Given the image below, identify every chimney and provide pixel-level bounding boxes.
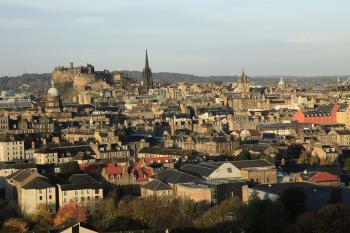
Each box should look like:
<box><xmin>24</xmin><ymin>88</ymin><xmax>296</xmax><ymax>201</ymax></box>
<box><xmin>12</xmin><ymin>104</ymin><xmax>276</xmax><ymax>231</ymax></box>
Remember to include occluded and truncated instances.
<box><xmin>281</xmin><ymin>158</ymin><xmax>286</xmax><ymax>166</ymax></box>
<box><xmin>70</xmin><ymin>62</ymin><xmax>73</xmax><ymax>68</ymax></box>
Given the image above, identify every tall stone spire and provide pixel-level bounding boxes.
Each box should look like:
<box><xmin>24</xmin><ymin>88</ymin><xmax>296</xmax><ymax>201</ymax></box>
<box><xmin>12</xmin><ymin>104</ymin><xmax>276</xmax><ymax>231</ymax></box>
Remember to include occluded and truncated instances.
<box><xmin>145</xmin><ymin>50</ymin><xmax>149</xmax><ymax>69</ymax></box>
<box><xmin>142</xmin><ymin>50</ymin><xmax>153</xmax><ymax>93</ymax></box>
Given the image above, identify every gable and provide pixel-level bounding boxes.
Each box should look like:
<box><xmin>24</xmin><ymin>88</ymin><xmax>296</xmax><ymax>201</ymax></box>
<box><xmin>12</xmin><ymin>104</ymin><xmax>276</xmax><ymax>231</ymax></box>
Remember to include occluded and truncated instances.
<box><xmin>208</xmin><ymin>163</ymin><xmax>241</xmax><ymax>179</ymax></box>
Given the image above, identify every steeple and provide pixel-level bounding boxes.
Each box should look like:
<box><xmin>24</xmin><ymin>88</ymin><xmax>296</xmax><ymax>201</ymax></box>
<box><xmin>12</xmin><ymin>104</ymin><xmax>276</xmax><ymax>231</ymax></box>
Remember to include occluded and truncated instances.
<box><xmin>145</xmin><ymin>50</ymin><xmax>149</xmax><ymax>69</ymax></box>
<box><xmin>142</xmin><ymin>50</ymin><xmax>153</xmax><ymax>93</ymax></box>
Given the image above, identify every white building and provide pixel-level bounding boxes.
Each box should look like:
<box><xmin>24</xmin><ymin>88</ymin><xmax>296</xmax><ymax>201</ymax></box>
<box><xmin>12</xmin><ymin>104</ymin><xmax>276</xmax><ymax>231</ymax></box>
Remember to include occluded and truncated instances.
<box><xmin>6</xmin><ymin>169</ymin><xmax>56</xmax><ymax>214</ymax></box>
<box><xmin>57</xmin><ymin>174</ymin><xmax>103</xmax><ymax>210</ymax></box>
<box><xmin>0</xmin><ymin>134</ymin><xmax>25</xmax><ymax>162</ymax></box>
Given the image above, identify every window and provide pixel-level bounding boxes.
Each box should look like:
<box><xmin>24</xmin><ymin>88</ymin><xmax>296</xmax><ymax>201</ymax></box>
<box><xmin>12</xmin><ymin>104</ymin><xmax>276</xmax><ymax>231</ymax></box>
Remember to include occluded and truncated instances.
<box><xmin>49</xmin><ymin>195</ymin><xmax>52</xmax><ymax>199</ymax></box>
<box><xmin>39</xmin><ymin>196</ymin><xmax>42</xmax><ymax>200</ymax></box>
<box><xmin>75</xmin><ymin>197</ymin><xmax>78</xmax><ymax>202</ymax></box>
<box><xmin>95</xmin><ymin>189</ymin><xmax>99</xmax><ymax>194</ymax></box>
<box><xmin>75</xmin><ymin>190</ymin><xmax>78</xmax><ymax>195</ymax></box>
<box><xmin>87</xmin><ymin>190</ymin><xmax>90</xmax><ymax>194</ymax></box>
<box><xmin>64</xmin><ymin>191</ymin><xmax>67</xmax><ymax>196</ymax></box>
<box><xmin>227</xmin><ymin>168</ymin><xmax>232</xmax><ymax>173</ymax></box>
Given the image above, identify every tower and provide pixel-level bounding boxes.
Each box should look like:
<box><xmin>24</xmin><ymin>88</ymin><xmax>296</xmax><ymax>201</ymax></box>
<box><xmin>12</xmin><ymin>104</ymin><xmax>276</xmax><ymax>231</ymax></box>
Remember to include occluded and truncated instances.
<box><xmin>46</xmin><ymin>80</ymin><xmax>62</xmax><ymax>113</ymax></box>
<box><xmin>235</xmin><ymin>69</ymin><xmax>250</xmax><ymax>93</ymax></box>
<box><xmin>142</xmin><ymin>50</ymin><xmax>153</xmax><ymax>93</ymax></box>
<box><xmin>278</xmin><ymin>77</ymin><xmax>286</xmax><ymax>90</ymax></box>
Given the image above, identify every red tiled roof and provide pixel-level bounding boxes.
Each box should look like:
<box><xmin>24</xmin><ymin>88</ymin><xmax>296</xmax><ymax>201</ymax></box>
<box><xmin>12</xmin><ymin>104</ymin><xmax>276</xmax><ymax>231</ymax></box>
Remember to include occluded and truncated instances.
<box><xmin>136</xmin><ymin>168</ymin><xmax>152</xmax><ymax>182</ymax></box>
<box><xmin>308</xmin><ymin>171</ymin><xmax>339</xmax><ymax>183</ymax></box>
<box><xmin>105</xmin><ymin>163</ymin><xmax>124</xmax><ymax>176</ymax></box>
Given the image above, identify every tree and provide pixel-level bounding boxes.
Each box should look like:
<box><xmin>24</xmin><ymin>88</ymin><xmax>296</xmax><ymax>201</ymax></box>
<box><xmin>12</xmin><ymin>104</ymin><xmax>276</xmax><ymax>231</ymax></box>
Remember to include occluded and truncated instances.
<box><xmin>262</xmin><ymin>201</ymin><xmax>289</xmax><ymax>233</ymax></box>
<box><xmin>54</xmin><ymin>200</ymin><xmax>87</xmax><ymax>226</ymax></box>
<box><xmin>0</xmin><ymin>201</ymin><xmax>19</xmax><ymax>226</ymax></box>
<box><xmin>92</xmin><ymin>198</ymin><xmax>119</xmax><ymax>230</ymax></box>
<box><xmin>194</xmin><ymin>197</ymin><xmax>242</xmax><ymax>229</ymax></box>
<box><xmin>315</xmin><ymin>203</ymin><xmax>350</xmax><ymax>233</ymax></box>
<box><xmin>31</xmin><ymin>204</ymin><xmax>53</xmax><ymax>230</ymax></box>
<box><xmin>287</xmin><ymin>212</ymin><xmax>317</xmax><ymax>233</ymax></box>
<box><xmin>238</xmin><ymin>149</ymin><xmax>251</xmax><ymax>160</ymax></box>
<box><xmin>2</xmin><ymin>217</ymin><xmax>29</xmax><ymax>232</ymax></box>
<box><xmin>182</xmin><ymin>199</ymin><xmax>200</xmax><ymax>219</ymax></box>
<box><xmin>279</xmin><ymin>187</ymin><xmax>306</xmax><ymax>221</ymax></box>
<box><xmin>288</xmin><ymin>204</ymin><xmax>350</xmax><ymax>233</ymax></box>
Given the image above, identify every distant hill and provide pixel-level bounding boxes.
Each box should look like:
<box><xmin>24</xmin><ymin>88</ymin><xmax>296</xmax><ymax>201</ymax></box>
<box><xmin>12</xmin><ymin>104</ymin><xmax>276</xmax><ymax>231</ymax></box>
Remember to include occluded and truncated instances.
<box><xmin>122</xmin><ymin>70</ymin><xmax>236</xmax><ymax>83</ymax></box>
<box><xmin>0</xmin><ymin>73</ymin><xmax>51</xmax><ymax>95</ymax></box>
<box><xmin>0</xmin><ymin>71</ymin><xmax>345</xmax><ymax>95</ymax></box>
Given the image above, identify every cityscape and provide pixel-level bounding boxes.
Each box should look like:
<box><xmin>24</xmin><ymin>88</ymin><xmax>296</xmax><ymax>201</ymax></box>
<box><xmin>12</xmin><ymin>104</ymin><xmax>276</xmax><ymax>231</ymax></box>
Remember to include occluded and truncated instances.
<box><xmin>0</xmin><ymin>1</ymin><xmax>350</xmax><ymax>233</ymax></box>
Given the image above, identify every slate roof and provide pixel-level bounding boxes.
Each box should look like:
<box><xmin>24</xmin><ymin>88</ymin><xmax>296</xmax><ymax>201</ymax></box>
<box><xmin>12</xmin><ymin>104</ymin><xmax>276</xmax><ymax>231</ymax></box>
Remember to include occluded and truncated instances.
<box><xmin>151</xmin><ymin>169</ymin><xmax>198</xmax><ymax>184</ymax></box>
<box><xmin>59</xmin><ymin>174</ymin><xmax>102</xmax><ymax>191</ymax></box>
<box><xmin>0</xmin><ymin>162</ymin><xmax>36</xmax><ymax>170</ymax></box>
<box><xmin>143</xmin><ymin>179</ymin><xmax>172</xmax><ymax>191</ymax></box>
<box><xmin>22</xmin><ymin>177</ymin><xmax>53</xmax><ymax>189</ymax></box>
<box><xmin>231</xmin><ymin>160</ymin><xmax>274</xmax><ymax>169</ymax></box>
<box><xmin>179</xmin><ymin>163</ymin><xmax>215</xmax><ymax>177</ymax></box>
<box><xmin>11</xmin><ymin>169</ymin><xmax>34</xmax><ymax>182</ymax></box>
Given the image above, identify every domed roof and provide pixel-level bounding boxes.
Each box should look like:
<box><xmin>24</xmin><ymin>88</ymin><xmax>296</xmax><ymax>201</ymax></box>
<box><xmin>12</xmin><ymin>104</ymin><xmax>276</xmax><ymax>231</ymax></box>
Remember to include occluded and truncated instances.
<box><xmin>278</xmin><ymin>77</ymin><xmax>286</xmax><ymax>86</ymax></box>
<box><xmin>240</xmin><ymin>129</ymin><xmax>251</xmax><ymax>138</ymax></box>
<box><xmin>47</xmin><ymin>80</ymin><xmax>59</xmax><ymax>98</ymax></box>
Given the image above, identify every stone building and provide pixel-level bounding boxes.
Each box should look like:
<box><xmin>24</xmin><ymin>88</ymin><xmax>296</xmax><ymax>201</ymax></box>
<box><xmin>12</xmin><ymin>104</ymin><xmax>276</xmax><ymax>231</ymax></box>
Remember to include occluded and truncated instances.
<box><xmin>6</xmin><ymin>169</ymin><xmax>56</xmax><ymax>214</ymax></box>
<box><xmin>52</xmin><ymin>63</ymin><xmax>113</xmax><ymax>98</ymax></box>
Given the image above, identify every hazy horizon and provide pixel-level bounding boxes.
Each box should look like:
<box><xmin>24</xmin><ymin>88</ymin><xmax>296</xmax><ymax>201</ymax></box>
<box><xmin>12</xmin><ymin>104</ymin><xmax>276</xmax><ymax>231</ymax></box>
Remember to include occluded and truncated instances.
<box><xmin>0</xmin><ymin>0</ymin><xmax>349</xmax><ymax>77</ymax></box>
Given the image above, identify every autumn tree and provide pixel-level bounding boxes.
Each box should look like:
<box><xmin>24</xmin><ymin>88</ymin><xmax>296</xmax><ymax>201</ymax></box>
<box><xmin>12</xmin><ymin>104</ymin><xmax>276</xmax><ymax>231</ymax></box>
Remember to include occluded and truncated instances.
<box><xmin>2</xmin><ymin>217</ymin><xmax>29</xmax><ymax>232</ymax></box>
<box><xmin>194</xmin><ymin>197</ymin><xmax>242</xmax><ymax>229</ymax></box>
<box><xmin>31</xmin><ymin>204</ymin><xmax>53</xmax><ymax>230</ymax></box>
<box><xmin>92</xmin><ymin>198</ymin><xmax>119</xmax><ymax>230</ymax></box>
<box><xmin>288</xmin><ymin>204</ymin><xmax>350</xmax><ymax>233</ymax></box>
<box><xmin>54</xmin><ymin>200</ymin><xmax>87</xmax><ymax>226</ymax></box>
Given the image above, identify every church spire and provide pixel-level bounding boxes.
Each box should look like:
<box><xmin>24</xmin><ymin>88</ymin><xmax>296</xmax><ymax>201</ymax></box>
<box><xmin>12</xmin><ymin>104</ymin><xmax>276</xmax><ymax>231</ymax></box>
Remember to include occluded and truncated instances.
<box><xmin>142</xmin><ymin>50</ymin><xmax>153</xmax><ymax>93</ymax></box>
<box><xmin>145</xmin><ymin>50</ymin><xmax>149</xmax><ymax>69</ymax></box>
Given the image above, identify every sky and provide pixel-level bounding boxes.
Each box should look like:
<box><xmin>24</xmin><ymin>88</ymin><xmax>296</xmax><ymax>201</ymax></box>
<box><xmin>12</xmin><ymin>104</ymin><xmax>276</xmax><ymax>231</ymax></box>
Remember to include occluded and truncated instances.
<box><xmin>0</xmin><ymin>0</ymin><xmax>349</xmax><ymax>77</ymax></box>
